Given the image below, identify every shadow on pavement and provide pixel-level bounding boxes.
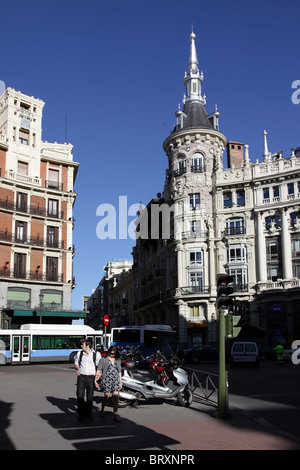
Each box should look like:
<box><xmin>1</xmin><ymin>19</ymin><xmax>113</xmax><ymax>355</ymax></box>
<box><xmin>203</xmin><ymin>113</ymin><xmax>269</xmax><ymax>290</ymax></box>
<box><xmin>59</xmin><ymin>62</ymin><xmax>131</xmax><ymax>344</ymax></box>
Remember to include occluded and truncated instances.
<box><xmin>0</xmin><ymin>400</ymin><xmax>15</xmax><ymax>450</ymax></box>
<box><xmin>41</xmin><ymin>396</ymin><xmax>179</xmax><ymax>450</ymax></box>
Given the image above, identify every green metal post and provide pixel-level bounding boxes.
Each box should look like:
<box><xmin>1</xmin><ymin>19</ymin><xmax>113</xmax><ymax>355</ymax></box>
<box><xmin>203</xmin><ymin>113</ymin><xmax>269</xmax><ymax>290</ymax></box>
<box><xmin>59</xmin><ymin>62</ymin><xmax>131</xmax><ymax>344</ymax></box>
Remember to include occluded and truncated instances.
<box><xmin>216</xmin><ymin>308</ymin><xmax>229</xmax><ymax>418</ymax></box>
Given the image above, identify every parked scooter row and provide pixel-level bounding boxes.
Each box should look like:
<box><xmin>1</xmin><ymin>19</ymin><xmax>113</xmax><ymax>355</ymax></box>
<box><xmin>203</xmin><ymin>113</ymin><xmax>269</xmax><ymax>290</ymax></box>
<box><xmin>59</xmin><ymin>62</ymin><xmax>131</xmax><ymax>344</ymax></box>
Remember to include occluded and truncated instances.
<box><xmin>118</xmin><ymin>347</ymin><xmax>193</xmax><ymax>408</ymax></box>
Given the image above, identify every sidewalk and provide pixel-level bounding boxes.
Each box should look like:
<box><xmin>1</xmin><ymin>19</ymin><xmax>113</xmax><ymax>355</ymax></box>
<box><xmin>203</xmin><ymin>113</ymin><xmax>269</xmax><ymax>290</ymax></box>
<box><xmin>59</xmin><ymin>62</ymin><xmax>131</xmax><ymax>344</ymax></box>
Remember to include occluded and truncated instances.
<box><xmin>1</xmin><ymin>365</ymin><xmax>300</xmax><ymax>451</ymax></box>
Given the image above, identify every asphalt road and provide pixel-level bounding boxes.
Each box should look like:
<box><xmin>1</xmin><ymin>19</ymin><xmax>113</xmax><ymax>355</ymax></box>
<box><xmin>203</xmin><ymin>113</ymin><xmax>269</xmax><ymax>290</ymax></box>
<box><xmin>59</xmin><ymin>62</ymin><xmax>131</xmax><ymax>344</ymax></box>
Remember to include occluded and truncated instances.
<box><xmin>192</xmin><ymin>359</ymin><xmax>300</xmax><ymax>439</ymax></box>
<box><xmin>1</xmin><ymin>359</ymin><xmax>300</xmax><ymax>451</ymax></box>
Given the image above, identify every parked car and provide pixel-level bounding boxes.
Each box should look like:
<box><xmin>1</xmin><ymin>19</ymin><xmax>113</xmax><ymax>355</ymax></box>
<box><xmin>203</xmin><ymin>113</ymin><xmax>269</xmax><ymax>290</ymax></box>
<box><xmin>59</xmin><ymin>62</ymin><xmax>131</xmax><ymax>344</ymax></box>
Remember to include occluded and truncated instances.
<box><xmin>230</xmin><ymin>341</ymin><xmax>260</xmax><ymax>368</ymax></box>
<box><xmin>259</xmin><ymin>345</ymin><xmax>277</xmax><ymax>360</ymax></box>
<box><xmin>283</xmin><ymin>347</ymin><xmax>300</xmax><ymax>363</ymax></box>
<box><xmin>179</xmin><ymin>345</ymin><xmax>218</xmax><ymax>363</ymax></box>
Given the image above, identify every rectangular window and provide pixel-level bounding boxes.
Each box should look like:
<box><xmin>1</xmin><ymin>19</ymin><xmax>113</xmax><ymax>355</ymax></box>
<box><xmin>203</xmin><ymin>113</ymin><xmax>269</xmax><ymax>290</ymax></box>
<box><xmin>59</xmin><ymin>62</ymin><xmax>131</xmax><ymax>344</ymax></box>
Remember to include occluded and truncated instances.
<box><xmin>189</xmin><ymin>304</ymin><xmax>206</xmax><ymax>320</ymax></box>
<box><xmin>189</xmin><ymin>193</ymin><xmax>200</xmax><ymax>210</ymax></box>
<box><xmin>47</xmin><ymin>226</ymin><xmax>59</xmax><ymax>247</ymax></box>
<box><xmin>15</xmin><ymin>220</ymin><xmax>27</xmax><ymax>242</ymax></box>
<box><xmin>48</xmin><ymin>199</ymin><xmax>58</xmax><ymax>217</ymax></box>
<box><xmin>263</xmin><ymin>187</ymin><xmax>270</xmax><ymax>200</ymax></box>
<box><xmin>288</xmin><ymin>183</ymin><xmax>295</xmax><ymax>195</ymax></box>
<box><xmin>17</xmin><ymin>161</ymin><xmax>28</xmax><ymax>175</ymax></box>
<box><xmin>189</xmin><ymin>251</ymin><xmax>202</xmax><ymax>265</ymax></box>
<box><xmin>228</xmin><ymin>245</ymin><xmax>247</xmax><ymax>263</ymax></box>
<box><xmin>48</xmin><ymin>169</ymin><xmax>60</xmax><ymax>189</ymax></box>
<box><xmin>19</xmin><ymin>131</ymin><xmax>29</xmax><ymax>145</ymax></box>
<box><xmin>273</xmin><ymin>186</ymin><xmax>280</xmax><ymax>198</ymax></box>
<box><xmin>46</xmin><ymin>257</ymin><xmax>58</xmax><ymax>281</ymax></box>
<box><xmin>189</xmin><ymin>271</ymin><xmax>204</xmax><ymax>292</ymax></box>
<box><xmin>223</xmin><ymin>192</ymin><xmax>232</xmax><ymax>208</ymax></box>
<box><xmin>236</xmin><ymin>190</ymin><xmax>245</xmax><ymax>206</ymax></box>
<box><xmin>14</xmin><ymin>253</ymin><xmax>26</xmax><ymax>279</ymax></box>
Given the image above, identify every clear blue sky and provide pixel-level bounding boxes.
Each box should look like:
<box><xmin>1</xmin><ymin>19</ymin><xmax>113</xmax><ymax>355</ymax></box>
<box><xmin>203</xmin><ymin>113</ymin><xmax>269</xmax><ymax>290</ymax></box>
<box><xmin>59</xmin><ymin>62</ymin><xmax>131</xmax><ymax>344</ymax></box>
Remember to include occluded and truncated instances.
<box><xmin>1</xmin><ymin>0</ymin><xmax>299</xmax><ymax>310</ymax></box>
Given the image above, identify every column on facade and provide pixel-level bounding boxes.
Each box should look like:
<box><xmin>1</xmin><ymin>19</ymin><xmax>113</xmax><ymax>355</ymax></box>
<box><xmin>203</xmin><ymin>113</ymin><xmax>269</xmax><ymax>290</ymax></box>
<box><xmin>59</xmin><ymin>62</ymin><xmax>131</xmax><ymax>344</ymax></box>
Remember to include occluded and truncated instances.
<box><xmin>256</xmin><ymin>211</ymin><xmax>267</xmax><ymax>282</ymax></box>
<box><xmin>281</xmin><ymin>208</ymin><xmax>293</xmax><ymax>279</ymax></box>
<box><xmin>176</xmin><ymin>299</ymin><xmax>187</xmax><ymax>347</ymax></box>
<box><xmin>176</xmin><ymin>242</ymin><xmax>184</xmax><ymax>289</ymax></box>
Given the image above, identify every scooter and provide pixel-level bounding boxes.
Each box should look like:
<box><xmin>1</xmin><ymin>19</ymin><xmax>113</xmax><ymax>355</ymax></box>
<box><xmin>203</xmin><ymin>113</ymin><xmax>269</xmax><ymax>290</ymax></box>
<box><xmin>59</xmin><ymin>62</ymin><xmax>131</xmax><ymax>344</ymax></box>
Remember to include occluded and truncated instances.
<box><xmin>119</xmin><ymin>352</ymin><xmax>193</xmax><ymax>408</ymax></box>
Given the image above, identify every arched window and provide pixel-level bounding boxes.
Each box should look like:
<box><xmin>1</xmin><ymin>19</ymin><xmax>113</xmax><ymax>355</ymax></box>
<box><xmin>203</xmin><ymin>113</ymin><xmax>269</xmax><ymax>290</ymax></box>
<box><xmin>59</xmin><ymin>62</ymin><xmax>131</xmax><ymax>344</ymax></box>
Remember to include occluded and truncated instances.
<box><xmin>174</xmin><ymin>155</ymin><xmax>187</xmax><ymax>176</ymax></box>
<box><xmin>192</xmin><ymin>152</ymin><xmax>205</xmax><ymax>172</ymax></box>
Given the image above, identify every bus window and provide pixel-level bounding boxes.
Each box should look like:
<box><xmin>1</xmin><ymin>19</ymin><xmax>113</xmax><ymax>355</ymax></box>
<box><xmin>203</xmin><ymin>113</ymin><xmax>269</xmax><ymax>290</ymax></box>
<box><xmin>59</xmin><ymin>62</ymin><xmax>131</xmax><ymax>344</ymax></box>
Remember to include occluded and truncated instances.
<box><xmin>0</xmin><ymin>335</ymin><xmax>10</xmax><ymax>350</ymax></box>
<box><xmin>112</xmin><ymin>329</ymin><xmax>141</xmax><ymax>344</ymax></box>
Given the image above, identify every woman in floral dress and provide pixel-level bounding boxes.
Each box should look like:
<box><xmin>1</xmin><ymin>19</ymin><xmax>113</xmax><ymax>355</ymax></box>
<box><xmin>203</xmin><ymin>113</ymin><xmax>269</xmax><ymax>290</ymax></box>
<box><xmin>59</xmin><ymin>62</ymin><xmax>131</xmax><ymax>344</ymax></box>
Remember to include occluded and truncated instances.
<box><xmin>95</xmin><ymin>346</ymin><xmax>122</xmax><ymax>421</ymax></box>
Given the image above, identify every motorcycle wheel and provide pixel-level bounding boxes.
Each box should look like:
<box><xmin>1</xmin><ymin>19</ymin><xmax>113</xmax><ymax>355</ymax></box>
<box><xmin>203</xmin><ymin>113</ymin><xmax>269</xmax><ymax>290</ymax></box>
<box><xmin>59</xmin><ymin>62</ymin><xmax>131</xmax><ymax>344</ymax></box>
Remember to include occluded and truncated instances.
<box><xmin>177</xmin><ymin>386</ymin><xmax>193</xmax><ymax>407</ymax></box>
<box><xmin>118</xmin><ymin>388</ymin><xmax>139</xmax><ymax>408</ymax></box>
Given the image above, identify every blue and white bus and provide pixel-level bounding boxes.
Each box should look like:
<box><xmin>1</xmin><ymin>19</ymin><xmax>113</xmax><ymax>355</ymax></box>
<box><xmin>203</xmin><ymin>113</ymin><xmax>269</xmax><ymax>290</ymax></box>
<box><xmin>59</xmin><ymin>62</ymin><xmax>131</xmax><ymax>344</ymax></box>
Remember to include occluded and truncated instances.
<box><xmin>110</xmin><ymin>325</ymin><xmax>177</xmax><ymax>357</ymax></box>
<box><xmin>0</xmin><ymin>324</ymin><xmax>105</xmax><ymax>365</ymax></box>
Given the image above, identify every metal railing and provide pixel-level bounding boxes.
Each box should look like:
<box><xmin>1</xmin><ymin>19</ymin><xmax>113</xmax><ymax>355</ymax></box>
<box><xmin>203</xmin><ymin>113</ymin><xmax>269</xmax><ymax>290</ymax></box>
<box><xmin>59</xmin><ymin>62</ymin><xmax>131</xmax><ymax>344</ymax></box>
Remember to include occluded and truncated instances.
<box><xmin>187</xmin><ymin>367</ymin><xmax>219</xmax><ymax>408</ymax></box>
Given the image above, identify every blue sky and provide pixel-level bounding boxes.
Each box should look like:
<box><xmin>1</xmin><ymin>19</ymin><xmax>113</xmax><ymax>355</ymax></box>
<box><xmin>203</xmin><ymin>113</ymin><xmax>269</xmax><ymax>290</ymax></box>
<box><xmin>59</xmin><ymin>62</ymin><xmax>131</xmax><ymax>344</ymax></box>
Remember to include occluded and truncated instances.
<box><xmin>1</xmin><ymin>0</ymin><xmax>300</xmax><ymax>310</ymax></box>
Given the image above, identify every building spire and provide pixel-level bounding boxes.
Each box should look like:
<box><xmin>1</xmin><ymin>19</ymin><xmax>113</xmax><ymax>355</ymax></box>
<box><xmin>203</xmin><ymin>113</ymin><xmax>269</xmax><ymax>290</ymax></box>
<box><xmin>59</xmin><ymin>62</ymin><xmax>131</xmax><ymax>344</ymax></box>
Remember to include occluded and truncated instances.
<box><xmin>183</xmin><ymin>29</ymin><xmax>205</xmax><ymax>105</ymax></box>
<box><xmin>263</xmin><ymin>130</ymin><xmax>270</xmax><ymax>161</ymax></box>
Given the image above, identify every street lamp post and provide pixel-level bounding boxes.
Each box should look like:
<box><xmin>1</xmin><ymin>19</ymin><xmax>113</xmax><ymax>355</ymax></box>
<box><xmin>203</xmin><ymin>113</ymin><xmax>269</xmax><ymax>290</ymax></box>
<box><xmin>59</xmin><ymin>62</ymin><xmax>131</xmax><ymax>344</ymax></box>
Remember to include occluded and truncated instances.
<box><xmin>39</xmin><ymin>293</ymin><xmax>44</xmax><ymax>324</ymax></box>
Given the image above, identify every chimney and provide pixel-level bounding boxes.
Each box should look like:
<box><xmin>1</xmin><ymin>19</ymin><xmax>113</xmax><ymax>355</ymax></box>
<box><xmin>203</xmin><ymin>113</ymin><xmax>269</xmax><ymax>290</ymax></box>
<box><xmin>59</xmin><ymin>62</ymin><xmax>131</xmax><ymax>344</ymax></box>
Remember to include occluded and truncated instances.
<box><xmin>227</xmin><ymin>141</ymin><xmax>244</xmax><ymax>168</ymax></box>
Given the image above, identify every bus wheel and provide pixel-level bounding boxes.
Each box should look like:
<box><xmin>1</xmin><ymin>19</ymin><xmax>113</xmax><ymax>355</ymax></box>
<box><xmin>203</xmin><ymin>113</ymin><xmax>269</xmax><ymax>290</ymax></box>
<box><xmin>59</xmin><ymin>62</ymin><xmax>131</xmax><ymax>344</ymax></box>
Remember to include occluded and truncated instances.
<box><xmin>69</xmin><ymin>351</ymin><xmax>77</xmax><ymax>363</ymax></box>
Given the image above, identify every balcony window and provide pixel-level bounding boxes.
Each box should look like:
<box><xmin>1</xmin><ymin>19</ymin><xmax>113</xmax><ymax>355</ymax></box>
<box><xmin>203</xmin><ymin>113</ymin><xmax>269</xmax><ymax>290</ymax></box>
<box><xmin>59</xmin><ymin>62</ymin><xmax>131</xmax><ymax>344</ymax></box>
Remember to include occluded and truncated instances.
<box><xmin>17</xmin><ymin>161</ymin><xmax>28</xmax><ymax>175</ymax></box>
<box><xmin>48</xmin><ymin>199</ymin><xmax>58</xmax><ymax>217</ymax></box>
<box><xmin>14</xmin><ymin>253</ymin><xmax>26</xmax><ymax>279</ymax></box>
<box><xmin>47</xmin><ymin>226</ymin><xmax>59</xmax><ymax>247</ymax></box>
<box><xmin>192</xmin><ymin>152</ymin><xmax>205</xmax><ymax>172</ymax></box>
<box><xmin>46</xmin><ymin>256</ymin><xmax>58</xmax><ymax>281</ymax></box>
<box><xmin>47</xmin><ymin>169</ymin><xmax>60</xmax><ymax>190</ymax></box>
<box><xmin>15</xmin><ymin>220</ymin><xmax>27</xmax><ymax>242</ymax></box>
<box><xmin>16</xmin><ymin>192</ymin><xmax>28</xmax><ymax>212</ymax></box>
<box><xmin>189</xmin><ymin>271</ymin><xmax>204</xmax><ymax>292</ymax></box>
<box><xmin>225</xmin><ymin>217</ymin><xmax>245</xmax><ymax>235</ymax></box>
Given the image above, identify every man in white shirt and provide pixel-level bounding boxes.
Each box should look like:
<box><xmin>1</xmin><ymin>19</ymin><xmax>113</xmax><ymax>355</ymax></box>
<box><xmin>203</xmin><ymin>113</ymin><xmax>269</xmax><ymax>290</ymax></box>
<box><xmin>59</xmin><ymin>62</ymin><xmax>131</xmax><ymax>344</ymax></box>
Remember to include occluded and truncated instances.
<box><xmin>74</xmin><ymin>338</ymin><xmax>101</xmax><ymax>421</ymax></box>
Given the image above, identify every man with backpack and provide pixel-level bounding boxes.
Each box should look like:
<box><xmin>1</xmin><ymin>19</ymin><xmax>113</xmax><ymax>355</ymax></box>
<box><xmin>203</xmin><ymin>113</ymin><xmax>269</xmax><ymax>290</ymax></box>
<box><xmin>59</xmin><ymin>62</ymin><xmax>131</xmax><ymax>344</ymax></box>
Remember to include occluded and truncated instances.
<box><xmin>74</xmin><ymin>338</ymin><xmax>101</xmax><ymax>421</ymax></box>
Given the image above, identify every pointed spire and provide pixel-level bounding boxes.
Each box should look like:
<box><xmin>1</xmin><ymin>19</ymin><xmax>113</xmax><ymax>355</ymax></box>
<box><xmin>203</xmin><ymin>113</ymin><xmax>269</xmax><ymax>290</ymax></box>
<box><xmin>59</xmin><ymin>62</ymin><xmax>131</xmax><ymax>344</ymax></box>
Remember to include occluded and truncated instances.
<box><xmin>263</xmin><ymin>130</ymin><xmax>270</xmax><ymax>161</ymax></box>
<box><xmin>183</xmin><ymin>29</ymin><xmax>205</xmax><ymax>105</ymax></box>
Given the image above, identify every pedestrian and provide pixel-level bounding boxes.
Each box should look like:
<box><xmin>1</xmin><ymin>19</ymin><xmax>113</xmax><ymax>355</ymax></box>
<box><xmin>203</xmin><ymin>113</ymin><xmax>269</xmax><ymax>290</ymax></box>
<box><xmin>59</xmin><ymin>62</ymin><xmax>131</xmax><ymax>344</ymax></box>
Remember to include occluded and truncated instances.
<box><xmin>94</xmin><ymin>345</ymin><xmax>122</xmax><ymax>422</ymax></box>
<box><xmin>74</xmin><ymin>338</ymin><xmax>101</xmax><ymax>421</ymax></box>
<box><xmin>273</xmin><ymin>342</ymin><xmax>284</xmax><ymax>366</ymax></box>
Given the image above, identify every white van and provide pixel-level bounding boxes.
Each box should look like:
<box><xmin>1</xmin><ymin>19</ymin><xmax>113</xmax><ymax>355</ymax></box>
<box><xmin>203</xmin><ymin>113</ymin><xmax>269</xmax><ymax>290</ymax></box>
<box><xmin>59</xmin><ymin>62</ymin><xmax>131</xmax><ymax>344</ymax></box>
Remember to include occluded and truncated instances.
<box><xmin>230</xmin><ymin>341</ymin><xmax>260</xmax><ymax>368</ymax></box>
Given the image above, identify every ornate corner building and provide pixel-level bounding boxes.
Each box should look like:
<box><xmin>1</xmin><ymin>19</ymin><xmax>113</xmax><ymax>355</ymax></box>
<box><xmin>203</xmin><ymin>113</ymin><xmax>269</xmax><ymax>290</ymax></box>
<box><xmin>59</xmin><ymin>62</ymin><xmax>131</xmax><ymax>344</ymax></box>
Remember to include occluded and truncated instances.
<box><xmin>109</xmin><ymin>31</ymin><xmax>300</xmax><ymax>348</ymax></box>
<box><xmin>0</xmin><ymin>88</ymin><xmax>80</xmax><ymax>327</ymax></box>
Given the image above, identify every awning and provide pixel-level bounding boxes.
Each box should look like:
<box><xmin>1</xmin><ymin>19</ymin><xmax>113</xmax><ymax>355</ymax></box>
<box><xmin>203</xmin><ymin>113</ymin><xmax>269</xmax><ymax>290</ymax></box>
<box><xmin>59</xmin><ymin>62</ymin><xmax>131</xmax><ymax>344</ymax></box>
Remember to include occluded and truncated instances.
<box><xmin>12</xmin><ymin>310</ymin><xmax>86</xmax><ymax>318</ymax></box>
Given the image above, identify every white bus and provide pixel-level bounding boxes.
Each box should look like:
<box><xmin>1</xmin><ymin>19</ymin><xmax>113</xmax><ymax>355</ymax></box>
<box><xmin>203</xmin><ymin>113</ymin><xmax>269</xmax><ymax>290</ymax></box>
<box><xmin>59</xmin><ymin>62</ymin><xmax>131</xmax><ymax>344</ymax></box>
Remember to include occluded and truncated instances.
<box><xmin>110</xmin><ymin>325</ymin><xmax>177</xmax><ymax>356</ymax></box>
<box><xmin>0</xmin><ymin>324</ymin><xmax>106</xmax><ymax>365</ymax></box>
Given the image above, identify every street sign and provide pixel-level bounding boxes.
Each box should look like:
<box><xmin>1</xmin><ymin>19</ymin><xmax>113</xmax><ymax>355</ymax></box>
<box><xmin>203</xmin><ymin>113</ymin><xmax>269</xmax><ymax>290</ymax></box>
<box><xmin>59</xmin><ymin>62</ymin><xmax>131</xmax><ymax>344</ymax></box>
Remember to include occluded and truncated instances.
<box><xmin>103</xmin><ymin>315</ymin><xmax>110</xmax><ymax>326</ymax></box>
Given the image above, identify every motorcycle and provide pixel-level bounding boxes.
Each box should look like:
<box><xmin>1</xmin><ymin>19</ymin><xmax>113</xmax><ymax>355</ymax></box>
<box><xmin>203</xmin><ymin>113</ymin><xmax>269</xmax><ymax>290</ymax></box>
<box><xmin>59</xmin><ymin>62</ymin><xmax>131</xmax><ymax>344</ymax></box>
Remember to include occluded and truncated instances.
<box><xmin>119</xmin><ymin>350</ymin><xmax>193</xmax><ymax>408</ymax></box>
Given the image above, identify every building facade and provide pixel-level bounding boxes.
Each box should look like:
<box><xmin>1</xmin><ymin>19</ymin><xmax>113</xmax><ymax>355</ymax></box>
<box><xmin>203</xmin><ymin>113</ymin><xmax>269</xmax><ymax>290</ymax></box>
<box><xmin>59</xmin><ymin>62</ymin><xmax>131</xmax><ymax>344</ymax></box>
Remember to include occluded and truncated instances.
<box><xmin>0</xmin><ymin>87</ymin><xmax>81</xmax><ymax>327</ymax></box>
<box><xmin>100</xmin><ymin>32</ymin><xmax>300</xmax><ymax>348</ymax></box>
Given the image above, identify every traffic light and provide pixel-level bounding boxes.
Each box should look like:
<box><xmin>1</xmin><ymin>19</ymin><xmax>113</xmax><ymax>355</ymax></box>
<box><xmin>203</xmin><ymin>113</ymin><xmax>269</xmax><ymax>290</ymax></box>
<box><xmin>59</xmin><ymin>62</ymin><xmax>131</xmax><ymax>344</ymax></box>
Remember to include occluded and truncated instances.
<box><xmin>216</xmin><ymin>274</ymin><xmax>234</xmax><ymax>311</ymax></box>
<box><xmin>225</xmin><ymin>314</ymin><xmax>242</xmax><ymax>338</ymax></box>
